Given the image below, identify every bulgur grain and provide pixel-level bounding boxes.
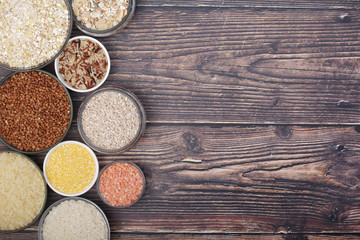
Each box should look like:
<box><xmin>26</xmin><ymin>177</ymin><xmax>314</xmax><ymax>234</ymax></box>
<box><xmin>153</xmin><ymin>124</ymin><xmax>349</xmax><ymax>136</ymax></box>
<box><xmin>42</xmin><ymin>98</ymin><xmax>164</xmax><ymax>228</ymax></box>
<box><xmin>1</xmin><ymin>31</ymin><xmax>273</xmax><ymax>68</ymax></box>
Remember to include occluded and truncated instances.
<box><xmin>81</xmin><ymin>90</ymin><xmax>140</xmax><ymax>150</ymax></box>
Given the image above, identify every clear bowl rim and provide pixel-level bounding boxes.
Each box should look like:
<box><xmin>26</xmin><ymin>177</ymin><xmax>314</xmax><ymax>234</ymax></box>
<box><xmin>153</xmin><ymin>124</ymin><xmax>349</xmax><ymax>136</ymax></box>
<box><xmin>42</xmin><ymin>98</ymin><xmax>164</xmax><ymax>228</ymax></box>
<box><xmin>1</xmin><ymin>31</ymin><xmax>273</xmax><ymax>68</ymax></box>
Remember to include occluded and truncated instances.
<box><xmin>54</xmin><ymin>35</ymin><xmax>111</xmax><ymax>93</ymax></box>
<box><xmin>0</xmin><ymin>70</ymin><xmax>74</xmax><ymax>154</ymax></box>
<box><xmin>77</xmin><ymin>87</ymin><xmax>146</xmax><ymax>154</ymax></box>
<box><xmin>43</xmin><ymin>140</ymin><xmax>99</xmax><ymax>197</ymax></box>
<box><xmin>0</xmin><ymin>150</ymin><xmax>47</xmax><ymax>233</ymax></box>
<box><xmin>72</xmin><ymin>0</ymin><xmax>136</xmax><ymax>37</ymax></box>
<box><xmin>0</xmin><ymin>0</ymin><xmax>73</xmax><ymax>71</ymax></box>
<box><xmin>38</xmin><ymin>197</ymin><xmax>110</xmax><ymax>240</ymax></box>
<box><xmin>96</xmin><ymin>160</ymin><xmax>146</xmax><ymax>208</ymax></box>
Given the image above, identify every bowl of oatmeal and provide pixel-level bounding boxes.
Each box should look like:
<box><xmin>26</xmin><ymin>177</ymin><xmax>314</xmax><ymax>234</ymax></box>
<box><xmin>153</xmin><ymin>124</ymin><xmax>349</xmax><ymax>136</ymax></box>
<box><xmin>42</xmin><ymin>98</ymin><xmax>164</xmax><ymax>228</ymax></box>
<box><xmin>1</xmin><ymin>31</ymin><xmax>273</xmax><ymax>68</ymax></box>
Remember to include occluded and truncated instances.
<box><xmin>54</xmin><ymin>36</ymin><xmax>110</xmax><ymax>93</ymax></box>
<box><xmin>0</xmin><ymin>0</ymin><xmax>72</xmax><ymax>71</ymax></box>
<box><xmin>71</xmin><ymin>0</ymin><xmax>136</xmax><ymax>37</ymax></box>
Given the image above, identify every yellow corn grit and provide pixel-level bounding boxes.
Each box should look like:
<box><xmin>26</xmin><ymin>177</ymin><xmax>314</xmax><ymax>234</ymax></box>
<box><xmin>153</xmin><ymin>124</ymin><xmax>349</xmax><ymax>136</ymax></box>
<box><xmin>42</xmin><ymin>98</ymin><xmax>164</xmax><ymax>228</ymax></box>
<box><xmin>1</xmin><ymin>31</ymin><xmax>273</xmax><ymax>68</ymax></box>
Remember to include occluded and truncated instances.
<box><xmin>46</xmin><ymin>143</ymin><xmax>95</xmax><ymax>194</ymax></box>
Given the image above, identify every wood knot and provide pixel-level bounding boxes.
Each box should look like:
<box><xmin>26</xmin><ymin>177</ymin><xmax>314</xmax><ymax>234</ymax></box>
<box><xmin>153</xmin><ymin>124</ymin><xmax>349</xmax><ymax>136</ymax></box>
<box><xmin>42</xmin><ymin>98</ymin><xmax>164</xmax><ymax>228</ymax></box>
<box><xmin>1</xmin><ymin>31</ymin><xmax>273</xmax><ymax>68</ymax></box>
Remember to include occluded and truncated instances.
<box><xmin>272</xmin><ymin>97</ymin><xmax>281</xmax><ymax>106</ymax></box>
<box><xmin>336</xmin><ymin>14</ymin><xmax>352</xmax><ymax>23</ymax></box>
<box><xmin>182</xmin><ymin>132</ymin><xmax>202</xmax><ymax>153</ymax></box>
<box><xmin>325</xmin><ymin>204</ymin><xmax>348</xmax><ymax>223</ymax></box>
<box><xmin>275</xmin><ymin>125</ymin><xmax>293</xmax><ymax>139</ymax></box>
<box><xmin>331</xmin><ymin>144</ymin><xmax>345</xmax><ymax>153</ymax></box>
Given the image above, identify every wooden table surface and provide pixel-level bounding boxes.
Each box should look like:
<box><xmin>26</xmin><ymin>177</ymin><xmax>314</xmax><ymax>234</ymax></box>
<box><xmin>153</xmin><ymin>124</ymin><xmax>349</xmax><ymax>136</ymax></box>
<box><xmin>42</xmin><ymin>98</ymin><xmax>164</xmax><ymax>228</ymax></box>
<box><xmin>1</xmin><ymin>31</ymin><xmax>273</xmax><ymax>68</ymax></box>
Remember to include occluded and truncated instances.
<box><xmin>2</xmin><ymin>0</ymin><xmax>360</xmax><ymax>239</ymax></box>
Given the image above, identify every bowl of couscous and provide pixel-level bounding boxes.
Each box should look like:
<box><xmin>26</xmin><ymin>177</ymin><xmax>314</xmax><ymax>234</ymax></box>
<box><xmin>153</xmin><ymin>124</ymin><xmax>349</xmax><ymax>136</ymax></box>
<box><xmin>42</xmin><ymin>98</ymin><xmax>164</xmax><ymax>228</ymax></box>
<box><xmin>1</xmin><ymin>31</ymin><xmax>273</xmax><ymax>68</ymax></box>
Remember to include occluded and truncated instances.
<box><xmin>43</xmin><ymin>141</ymin><xmax>98</xmax><ymax>197</ymax></box>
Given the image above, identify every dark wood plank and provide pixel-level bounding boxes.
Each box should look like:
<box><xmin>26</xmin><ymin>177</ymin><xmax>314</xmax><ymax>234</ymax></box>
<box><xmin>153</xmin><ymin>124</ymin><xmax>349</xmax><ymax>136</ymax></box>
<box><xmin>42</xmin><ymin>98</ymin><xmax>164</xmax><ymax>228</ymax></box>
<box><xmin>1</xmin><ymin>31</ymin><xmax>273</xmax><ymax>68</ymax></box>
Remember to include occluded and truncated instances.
<box><xmin>109</xmin><ymin>233</ymin><xmax>360</xmax><ymax>240</ymax></box>
<box><xmin>137</xmin><ymin>0</ymin><xmax>360</xmax><ymax>9</ymax></box>
<box><xmin>2</xmin><ymin>124</ymin><xmax>360</xmax><ymax>236</ymax></box>
<box><xmin>102</xmin><ymin>7</ymin><xmax>360</xmax><ymax>124</ymax></box>
<box><xmin>1</xmin><ymin>8</ymin><xmax>360</xmax><ymax>124</ymax></box>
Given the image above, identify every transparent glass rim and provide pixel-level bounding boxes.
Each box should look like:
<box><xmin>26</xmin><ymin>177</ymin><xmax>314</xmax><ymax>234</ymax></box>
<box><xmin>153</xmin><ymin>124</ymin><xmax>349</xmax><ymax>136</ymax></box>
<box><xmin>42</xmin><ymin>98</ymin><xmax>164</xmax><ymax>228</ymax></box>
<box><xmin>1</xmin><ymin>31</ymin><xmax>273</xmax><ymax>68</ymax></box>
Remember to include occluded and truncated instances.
<box><xmin>0</xmin><ymin>70</ymin><xmax>74</xmax><ymax>154</ymax></box>
<box><xmin>0</xmin><ymin>0</ymin><xmax>73</xmax><ymax>71</ymax></box>
<box><xmin>38</xmin><ymin>197</ymin><xmax>110</xmax><ymax>240</ymax></box>
<box><xmin>0</xmin><ymin>150</ymin><xmax>47</xmax><ymax>233</ymax></box>
<box><xmin>72</xmin><ymin>0</ymin><xmax>136</xmax><ymax>37</ymax></box>
<box><xmin>77</xmin><ymin>87</ymin><xmax>146</xmax><ymax>154</ymax></box>
<box><xmin>96</xmin><ymin>160</ymin><xmax>146</xmax><ymax>208</ymax></box>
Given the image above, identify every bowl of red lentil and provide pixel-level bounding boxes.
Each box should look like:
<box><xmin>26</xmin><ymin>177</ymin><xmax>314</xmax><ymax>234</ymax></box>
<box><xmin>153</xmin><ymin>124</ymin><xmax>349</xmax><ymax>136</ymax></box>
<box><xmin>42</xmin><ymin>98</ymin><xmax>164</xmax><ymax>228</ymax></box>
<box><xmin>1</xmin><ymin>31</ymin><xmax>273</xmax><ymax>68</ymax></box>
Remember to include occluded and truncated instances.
<box><xmin>71</xmin><ymin>0</ymin><xmax>136</xmax><ymax>37</ymax></box>
<box><xmin>54</xmin><ymin>36</ymin><xmax>110</xmax><ymax>92</ymax></box>
<box><xmin>0</xmin><ymin>0</ymin><xmax>72</xmax><ymax>71</ymax></box>
<box><xmin>77</xmin><ymin>87</ymin><xmax>146</xmax><ymax>154</ymax></box>
<box><xmin>0</xmin><ymin>70</ymin><xmax>73</xmax><ymax>154</ymax></box>
<box><xmin>43</xmin><ymin>141</ymin><xmax>99</xmax><ymax>197</ymax></box>
<box><xmin>97</xmin><ymin>161</ymin><xmax>145</xmax><ymax>208</ymax></box>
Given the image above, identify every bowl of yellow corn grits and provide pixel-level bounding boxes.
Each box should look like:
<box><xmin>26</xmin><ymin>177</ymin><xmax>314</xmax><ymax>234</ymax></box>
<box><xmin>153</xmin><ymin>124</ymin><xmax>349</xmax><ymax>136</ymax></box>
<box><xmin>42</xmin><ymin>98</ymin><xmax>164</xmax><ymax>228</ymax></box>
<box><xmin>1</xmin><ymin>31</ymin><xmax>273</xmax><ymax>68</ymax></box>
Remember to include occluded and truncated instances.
<box><xmin>43</xmin><ymin>141</ymin><xmax>99</xmax><ymax>197</ymax></box>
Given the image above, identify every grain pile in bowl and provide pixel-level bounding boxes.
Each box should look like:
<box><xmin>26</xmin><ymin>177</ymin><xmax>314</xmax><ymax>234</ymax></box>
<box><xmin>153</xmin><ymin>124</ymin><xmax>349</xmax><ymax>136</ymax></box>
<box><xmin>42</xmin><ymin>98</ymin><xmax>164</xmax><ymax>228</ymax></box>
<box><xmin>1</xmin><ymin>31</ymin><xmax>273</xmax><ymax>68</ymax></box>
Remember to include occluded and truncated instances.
<box><xmin>0</xmin><ymin>71</ymin><xmax>72</xmax><ymax>152</ymax></box>
<box><xmin>58</xmin><ymin>38</ymin><xmax>109</xmax><ymax>90</ymax></box>
<box><xmin>0</xmin><ymin>151</ymin><xmax>46</xmax><ymax>231</ymax></box>
<box><xmin>80</xmin><ymin>89</ymin><xmax>142</xmax><ymax>152</ymax></box>
<box><xmin>99</xmin><ymin>162</ymin><xmax>145</xmax><ymax>207</ymax></box>
<box><xmin>73</xmin><ymin>0</ymin><xmax>129</xmax><ymax>30</ymax></box>
<box><xmin>0</xmin><ymin>0</ymin><xmax>70</xmax><ymax>69</ymax></box>
<box><xmin>41</xmin><ymin>199</ymin><xmax>108</xmax><ymax>240</ymax></box>
<box><xmin>45</xmin><ymin>143</ymin><xmax>97</xmax><ymax>195</ymax></box>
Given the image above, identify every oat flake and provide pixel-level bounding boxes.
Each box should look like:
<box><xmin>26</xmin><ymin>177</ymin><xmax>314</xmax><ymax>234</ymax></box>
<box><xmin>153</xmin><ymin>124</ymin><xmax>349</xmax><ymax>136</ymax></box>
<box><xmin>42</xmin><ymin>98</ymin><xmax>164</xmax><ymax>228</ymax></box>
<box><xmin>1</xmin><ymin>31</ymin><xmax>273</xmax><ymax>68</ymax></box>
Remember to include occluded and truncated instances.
<box><xmin>73</xmin><ymin>0</ymin><xmax>129</xmax><ymax>31</ymax></box>
<box><xmin>0</xmin><ymin>0</ymin><xmax>70</xmax><ymax>69</ymax></box>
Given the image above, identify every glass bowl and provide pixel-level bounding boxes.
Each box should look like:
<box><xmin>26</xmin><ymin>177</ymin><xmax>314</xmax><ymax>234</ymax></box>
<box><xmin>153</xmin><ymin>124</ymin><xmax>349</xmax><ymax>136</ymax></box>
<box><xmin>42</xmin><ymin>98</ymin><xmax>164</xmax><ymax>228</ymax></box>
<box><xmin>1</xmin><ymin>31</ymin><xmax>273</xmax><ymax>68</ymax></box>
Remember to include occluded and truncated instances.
<box><xmin>0</xmin><ymin>150</ymin><xmax>47</xmax><ymax>233</ymax></box>
<box><xmin>54</xmin><ymin>35</ymin><xmax>111</xmax><ymax>93</ymax></box>
<box><xmin>43</xmin><ymin>141</ymin><xmax>99</xmax><ymax>197</ymax></box>
<box><xmin>97</xmin><ymin>161</ymin><xmax>145</xmax><ymax>208</ymax></box>
<box><xmin>77</xmin><ymin>87</ymin><xmax>146</xmax><ymax>154</ymax></box>
<box><xmin>0</xmin><ymin>70</ymin><xmax>73</xmax><ymax>154</ymax></box>
<box><xmin>38</xmin><ymin>197</ymin><xmax>110</xmax><ymax>240</ymax></box>
<box><xmin>72</xmin><ymin>0</ymin><xmax>136</xmax><ymax>37</ymax></box>
<box><xmin>0</xmin><ymin>0</ymin><xmax>72</xmax><ymax>71</ymax></box>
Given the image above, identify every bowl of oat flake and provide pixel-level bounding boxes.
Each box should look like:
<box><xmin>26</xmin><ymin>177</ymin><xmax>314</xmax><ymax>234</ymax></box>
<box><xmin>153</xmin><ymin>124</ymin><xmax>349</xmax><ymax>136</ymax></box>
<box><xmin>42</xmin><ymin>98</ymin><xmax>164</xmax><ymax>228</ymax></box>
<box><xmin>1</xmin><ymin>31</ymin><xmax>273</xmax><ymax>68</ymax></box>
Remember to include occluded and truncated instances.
<box><xmin>78</xmin><ymin>87</ymin><xmax>146</xmax><ymax>154</ymax></box>
<box><xmin>72</xmin><ymin>0</ymin><xmax>136</xmax><ymax>37</ymax></box>
<box><xmin>55</xmin><ymin>36</ymin><xmax>110</xmax><ymax>92</ymax></box>
<box><xmin>0</xmin><ymin>0</ymin><xmax>72</xmax><ymax>71</ymax></box>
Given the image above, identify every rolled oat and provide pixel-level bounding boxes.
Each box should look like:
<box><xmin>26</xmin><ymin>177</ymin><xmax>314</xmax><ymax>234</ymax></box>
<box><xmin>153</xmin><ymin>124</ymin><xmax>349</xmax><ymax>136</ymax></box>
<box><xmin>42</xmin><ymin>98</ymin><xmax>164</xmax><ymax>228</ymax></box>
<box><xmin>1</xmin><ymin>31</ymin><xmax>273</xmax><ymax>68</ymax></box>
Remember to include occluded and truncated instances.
<box><xmin>0</xmin><ymin>0</ymin><xmax>70</xmax><ymax>69</ymax></box>
<box><xmin>73</xmin><ymin>0</ymin><xmax>129</xmax><ymax>31</ymax></box>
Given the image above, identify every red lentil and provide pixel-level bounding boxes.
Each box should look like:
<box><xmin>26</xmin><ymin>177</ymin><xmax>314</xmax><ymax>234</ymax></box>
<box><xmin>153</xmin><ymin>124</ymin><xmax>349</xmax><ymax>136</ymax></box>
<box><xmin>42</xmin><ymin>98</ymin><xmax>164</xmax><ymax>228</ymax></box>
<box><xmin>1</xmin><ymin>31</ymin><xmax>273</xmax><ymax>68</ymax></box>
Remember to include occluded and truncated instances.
<box><xmin>99</xmin><ymin>162</ymin><xmax>144</xmax><ymax>207</ymax></box>
<box><xmin>0</xmin><ymin>71</ymin><xmax>71</xmax><ymax>152</ymax></box>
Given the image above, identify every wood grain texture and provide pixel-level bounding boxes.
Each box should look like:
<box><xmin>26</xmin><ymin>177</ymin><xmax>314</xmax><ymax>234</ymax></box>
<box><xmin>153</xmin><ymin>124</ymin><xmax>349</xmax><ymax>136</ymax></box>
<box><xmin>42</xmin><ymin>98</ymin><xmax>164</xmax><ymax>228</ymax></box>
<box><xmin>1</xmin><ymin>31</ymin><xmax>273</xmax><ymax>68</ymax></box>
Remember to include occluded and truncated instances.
<box><xmin>2</xmin><ymin>8</ymin><xmax>360</xmax><ymax>124</ymax></box>
<box><xmin>3</xmin><ymin>7</ymin><xmax>360</xmax><ymax>124</ymax></box>
<box><xmin>103</xmin><ymin>7</ymin><xmax>360</xmax><ymax>124</ymax></box>
<box><xmin>1</xmin><ymin>2</ymin><xmax>360</xmax><ymax>240</ymax></box>
<box><xmin>137</xmin><ymin>0</ymin><xmax>360</xmax><ymax>9</ymax></box>
<box><xmin>2</xmin><ymin>124</ymin><xmax>360</xmax><ymax>237</ymax></box>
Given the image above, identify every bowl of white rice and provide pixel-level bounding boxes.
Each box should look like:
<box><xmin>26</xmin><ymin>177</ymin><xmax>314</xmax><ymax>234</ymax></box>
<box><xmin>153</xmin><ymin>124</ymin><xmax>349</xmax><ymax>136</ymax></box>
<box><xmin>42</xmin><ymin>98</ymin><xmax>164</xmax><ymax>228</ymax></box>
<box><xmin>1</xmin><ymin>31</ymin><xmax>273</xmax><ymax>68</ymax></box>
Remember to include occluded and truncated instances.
<box><xmin>38</xmin><ymin>197</ymin><xmax>110</xmax><ymax>240</ymax></box>
<box><xmin>0</xmin><ymin>151</ymin><xmax>47</xmax><ymax>232</ymax></box>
